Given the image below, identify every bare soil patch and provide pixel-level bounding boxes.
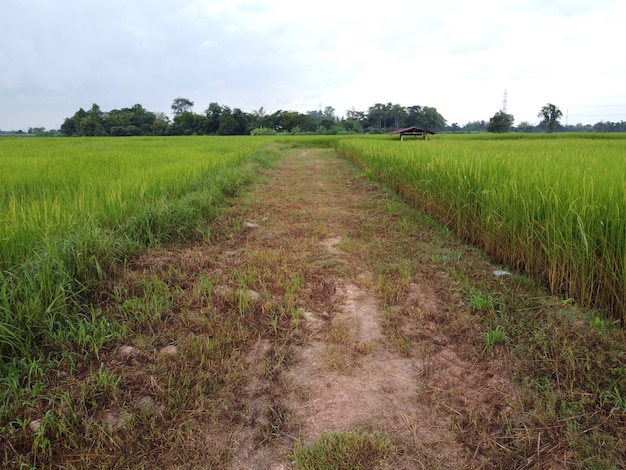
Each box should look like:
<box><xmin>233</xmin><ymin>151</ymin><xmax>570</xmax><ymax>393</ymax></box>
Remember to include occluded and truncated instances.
<box><xmin>102</xmin><ymin>147</ymin><xmax>528</xmax><ymax>468</ymax></box>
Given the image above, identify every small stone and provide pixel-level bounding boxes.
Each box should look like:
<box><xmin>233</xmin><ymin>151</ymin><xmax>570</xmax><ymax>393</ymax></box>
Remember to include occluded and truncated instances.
<box><xmin>159</xmin><ymin>345</ymin><xmax>178</xmax><ymax>356</ymax></box>
<box><xmin>117</xmin><ymin>345</ymin><xmax>139</xmax><ymax>359</ymax></box>
<box><xmin>137</xmin><ymin>396</ymin><xmax>165</xmax><ymax>415</ymax></box>
<box><xmin>214</xmin><ymin>284</ymin><xmax>230</xmax><ymax>296</ymax></box>
<box><xmin>102</xmin><ymin>410</ymin><xmax>128</xmax><ymax>431</ymax></box>
<box><xmin>247</xmin><ymin>290</ymin><xmax>261</xmax><ymax>301</ymax></box>
<box><xmin>137</xmin><ymin>396</ymin><xmax>155</xmax><ymax>409</ymax></box>
<box><xmin>244</xmin><ymin>222</ymin><xmax>260</xmax><ymax>228</ymax></box>
<box><xmin>28</xmin><ymin>419</ymin><xmax>43</xmax><ymax>432</ymax></box>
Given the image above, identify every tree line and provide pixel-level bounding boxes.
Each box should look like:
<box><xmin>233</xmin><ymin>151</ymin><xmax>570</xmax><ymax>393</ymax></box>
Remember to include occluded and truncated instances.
<box><xmin>3</xmin><ymin>99</ymin><xmax>625</xmax><ymax>136</ymax></box>
<box><xmin>477</xmin><ymin>103</ymin><xmax>626</xmax><ymax>134</ymax></box>
<box><xmin>55</xmin><ymin>99</ymin><xmax>449</xmax><ymax>137</ymax></box>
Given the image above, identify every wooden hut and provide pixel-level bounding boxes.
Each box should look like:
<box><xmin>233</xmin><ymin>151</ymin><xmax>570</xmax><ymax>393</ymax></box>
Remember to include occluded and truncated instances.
<box><xmin>388</xmin><ymin>126</ymin><xmax>435</xmax><ymax>141</ymax></box>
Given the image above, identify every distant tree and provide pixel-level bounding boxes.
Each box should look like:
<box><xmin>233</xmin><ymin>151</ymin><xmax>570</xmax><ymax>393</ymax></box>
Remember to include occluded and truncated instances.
<box><xmin>252</xmin><ymin>106</ymin><xmax>267</xmax><ymax>118</ymax></box>
<box><xmin>342</xmin><ymin>118</ymin><xmax>363</xmax><ymax>133</ymax></box>
<box><xmin>231</xmin><ymin>108</ymin><xmax>251</xmax><ymax>135</ymax></box>
<box><xmin>217</xmin><ymin>108</ymin><xmax>238</xmax><ymax>135</ymax></box>
<box><xmin>151</xmin><ymin>118</ymin><xmax>169</xmax><ymax>136</ymax></box>
<box><xmin>319</xmin><ymin>117</ymin><xmax>336</xmax><ymax>133</ymax></box>
<box><xmin>405</xmin><ymin>106</ymin><xmax>423</xmax><ymax>127</ymax></box>
<box><xmin>416</xmin><ymin>107</ymin><xmax>446</xmax><ymax>132</ymax></box>
<box><xmin>204</xmin><ymin>102</ymin><xmax>224</xmax><ymax>134</ymax></box>
<box><xmin>105</xmin><ymin>104</ymin><xmax>157</xmax><ymax>135</ymax></box>
<box><xmin>487</xmin><ymin>111</ymin><xmax>514</xmax><ymax>133</ymax></box>
<box><xmin>60</xmin><ymin>117</ymin><xmax>76</xmax><ymax>136</ymax></box>
<box><xmin>515</xmin><ymin>121</ymin><xmax>535</xmax><ymax>133</ymax></box>
<box><xmin>367</xmin><ymin>103</ymin><xmax>388</xmax><ymax>130</ymax></box>
<box><xmin>215</xmin><ymin>107</ymin><xmax>249</xmax><ymax>135</ymax></box>
<box><xmin>567</xmin><ymin>123</ymin><xmax>594</xmax><ymax>133</ymax></box>
<box><xmin>462</xmin><ymin>120</ymin><xmax>487</xmax><ymax>133</ymax></box>
<box><xmin>323</xmin><ymin>106</ymin><xmax>336</xmax><ymax>120</ymax></box>
<box><xmin>77</xmin><ymin>103</ymin><xmax>106</xmax><ymax>136</ymax></box>
<box><xmin>306</xmin><ymin>109</ymin><xmax>323</xmax><ymax>123</ymax></box>
<box><xmin>171</xmin><ymin>97</ymin><xmax>194</xmax><ymax>116</ymax></box>
<box><xmin>388</xmin><ymin>104</ymin><xmax>407</xmax><ymax>129</ymax></box>
<box><xmin>171</xmin><ymin>111</ymin><xmax>207</xmax><ymax>135</ymax></box>
<box><xmin>538</xmin><ymin>103</ymin><xmax>563</xmax><ymax>133</ymax></box>
<box><xmin>346</xmin><ymin>108</ymin><xmax>366</xmax><ymax>124</ymax></box>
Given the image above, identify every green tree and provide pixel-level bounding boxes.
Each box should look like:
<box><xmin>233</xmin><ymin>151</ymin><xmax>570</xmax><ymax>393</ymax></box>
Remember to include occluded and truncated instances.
<box><xmin>77</xmin><ymin>104</ymin><xmax>106</xmax><ymax>136</ymax></box>
<box><xmin>216</xmin><ymin>107</ymin><xmax>249</xmax><ymax>135</ymax></box>
<box><xmin>517</xmin><ymin>121</ymin><xmax>537</xmax><ymax>133</ymax></box>
<box><xmin>405</xmin><ymin>106</ymin><xmax>423</xmax><ymax>127</ymax></box>
<box><xmin>462</xmin><ymin>120</ymin><xmax>487</xmax><ymax>133</ymax></box>
<box><xmin>171</xmin><ymin>111</ymin><xmax>207</xmax><ymax>135</ymax></box>
<box><xmin>306</xmin><ymin>109</ymin><xmax>323</xmax><ymax>123</ymax></box>
<box><xmin>171</xmin><ymin>97</ymin><xmax>194</xmax><ymax>116</ymax></box>
<box><xmin>345</xmin><ymin>108</ymin><xmax>366</xmax><ymax>127</ymax></box>
<box><xmin>60</xmin><ymin>117</ymin><xmax>76</xmax><ymax>136</ymax></box>
<box><xmin>323</xmin><ymin>106</ymin><xmax>336</xmax><ymax>120</ymax></box>
<box><xmin>416</xmin><ymin>106</ymin><xmax>446</xmax><ymax>132</ymax></box>
<box><xmin>388</xmin><ymin>104</ymin><xmax>407</xmax><ymax>129</ymax></box>
<box><xmin>217</xmin><ymin>109</ymin><xmax>237</xmax><ymax>135</ymax></box>
<box><xmin>538</xmin><ymin>103</ymin><xmax>563</xmax><ymax>133</ymax></box>
<box><xmin>487</xmin><ymin>111</ymin><xmax>514</xmax><ymax>133</ymax></box>
<box><xmin>342</xmin><ymin>118</ymin><xmax>363</xmax><ymax>133</ymax></box>
<box><xmin>367</xmin><ymin>103</ymin><xmax>387</xmax><ymax>130</ymax></box>
<box><xmin>204</xmin><ymin>102</ymin><xmax>223</xmax><ymax>134</ymax></box>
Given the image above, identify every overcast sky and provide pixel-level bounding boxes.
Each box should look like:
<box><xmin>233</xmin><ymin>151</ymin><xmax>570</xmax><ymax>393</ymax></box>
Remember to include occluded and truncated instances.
<box><xmin>2</xmin><ymin>0</ymin><xmax>625</xmax><ymax>131</ymax></box>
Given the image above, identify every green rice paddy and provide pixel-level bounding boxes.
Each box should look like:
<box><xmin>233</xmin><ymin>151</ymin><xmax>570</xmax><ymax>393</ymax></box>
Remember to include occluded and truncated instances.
<box><xmin>338</xmin><ymin>134</ymin><xmax>626</xmax><ymax>322</ymax></box>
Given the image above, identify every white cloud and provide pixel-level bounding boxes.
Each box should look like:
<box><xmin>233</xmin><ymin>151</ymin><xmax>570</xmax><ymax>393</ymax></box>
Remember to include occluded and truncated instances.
<box><xmin>0</xmin><ymin>0</ymin><xmax>625</xmax><ymax>130</ymax></box>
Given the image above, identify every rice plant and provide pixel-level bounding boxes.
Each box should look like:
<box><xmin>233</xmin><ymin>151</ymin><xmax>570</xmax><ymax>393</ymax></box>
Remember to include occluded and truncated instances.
<box><xmin>338</xmin><ymin>134</ymin><xmax>626</xmax><ymax>322</ymax></box>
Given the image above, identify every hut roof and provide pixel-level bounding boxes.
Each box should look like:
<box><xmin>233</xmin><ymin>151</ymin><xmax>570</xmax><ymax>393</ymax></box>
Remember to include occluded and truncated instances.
<box><xmin>388</xmin><ymin>126</ymin><xmax>436</xmax><ymax>135</ymax></box>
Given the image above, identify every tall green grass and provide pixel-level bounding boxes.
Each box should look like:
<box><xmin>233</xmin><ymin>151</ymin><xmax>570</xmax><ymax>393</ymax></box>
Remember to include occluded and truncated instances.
<box><xmin>0</xmin><ymin>136</ymin><xmax>271</xmax><ymax>368</ymax></box>
<box><xmin>338</xmin><ymin>135</ymin><xmax>626</xmax><ymax>321</ymax></box>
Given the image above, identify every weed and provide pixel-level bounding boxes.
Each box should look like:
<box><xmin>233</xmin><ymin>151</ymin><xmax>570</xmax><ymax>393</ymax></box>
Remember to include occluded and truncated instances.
<box><xmin>601</xmin><ymin>386</ymin><xmax>626</xmax><ymax>414</ymax></box>
<box><xmin>327</xmin><ymin>316</ymin><xmax>355</xmax><ymax>345</ymax></box>
<box><xmin>292</xmin><ymin>431</ymin><xmax>399</xmax><ymax>469</ymax></box>
<box><xmin>468</xmin><ymin>288</ymin><xmax>497</xmax><ymax>312</ymax></box>
<box><xmin>260</xmin><ymin>402</ymin><xmax>290</xmax><ymax>444</ymax></box>
<box><xmin>482</xmin><ymin>325</ymin><xmax>509</xmax><ymax>356</ymax></box>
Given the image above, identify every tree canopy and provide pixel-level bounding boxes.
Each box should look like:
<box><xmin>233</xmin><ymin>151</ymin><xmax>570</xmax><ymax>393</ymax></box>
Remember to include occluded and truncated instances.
<box><xmin>487</xmin><ymin>111</ymin><xmax>514</xmax><ymax>133</ymax></box>
<box><xmin>538</xmin><ymin>103</ymin><xmax>563</xmax><ymax>133</ymax></box>
<box><xmin>57</xmin><ymin>99</ymin><xmax>448</xmax><ymax>137</ymax></box>
<box><xmin>171</xmin><ymin>97</ymin><xmax>194</xmax><ymax>116</ymax></box>
<box><xmin>46</xmin><ymin>97</ymin><xmax>626</xmax><ymax>137</ymax></box>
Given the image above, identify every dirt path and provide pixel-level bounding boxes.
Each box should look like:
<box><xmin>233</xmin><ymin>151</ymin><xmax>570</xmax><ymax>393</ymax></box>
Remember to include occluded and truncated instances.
<box><xmin>112</xmin><ymin>147</ymin><xmax>521</xmax><ymax>468</ymax></box>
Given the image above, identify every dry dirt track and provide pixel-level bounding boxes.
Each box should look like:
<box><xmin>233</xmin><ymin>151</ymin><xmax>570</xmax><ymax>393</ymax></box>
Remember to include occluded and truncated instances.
<box><xmin>222</xmin><ymin>148</ymin><xmax>521</xmax><ymax>468</ymax></box>
<box><xmin>116</xmin><ymin>147</ymin><xmax>522</xmax><ymax>468</ymax></box>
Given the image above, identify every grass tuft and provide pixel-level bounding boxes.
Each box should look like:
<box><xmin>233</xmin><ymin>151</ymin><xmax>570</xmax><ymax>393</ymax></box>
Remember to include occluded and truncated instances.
<box><xmin>292</xmin><ymin>431</ymin><xmax>399</xmax><ymax>469</ymax></box>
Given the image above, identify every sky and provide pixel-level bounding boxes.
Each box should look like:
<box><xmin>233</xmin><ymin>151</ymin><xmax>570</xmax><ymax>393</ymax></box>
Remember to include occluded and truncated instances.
<box><xmin>1</xmin><ymin>0</ymin><xmax>625</xmax><ymax>131</ymax></box>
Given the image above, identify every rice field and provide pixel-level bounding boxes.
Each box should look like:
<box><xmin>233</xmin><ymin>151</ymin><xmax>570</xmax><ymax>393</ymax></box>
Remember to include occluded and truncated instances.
<box><xmin>1</xmin><ymin>134</ymin><xmax>625</xmax><ymax>467</ymax></box>
<box><xmin>0</xmin><ymin>136</ymin><xmax>271</xmax><ymax>365</ymax></box>
<box><xmin>0</xmin><ymin>136</ymin><xmax>270</xmax><ymax>265</ymax></box>
<box><xmin>337</xmin><ymin>134</ymin><xmax>626</xmax><ymax>322</ymax></box>
<box><xmin>2</xmin><ymin>133</ymin><xmax>624</xmax><ymax>366</ymax></box>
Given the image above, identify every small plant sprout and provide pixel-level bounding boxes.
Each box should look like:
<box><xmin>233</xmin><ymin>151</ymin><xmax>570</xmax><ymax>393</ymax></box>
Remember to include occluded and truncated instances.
<box><xmin>468</xmin><ymin>288</ymin><xmax>497</xmax><ymax>312</ymax></box>
<box><xmin>482</xmin><ymin>325</ymin><xmax>509</xmax><ymax>356</ymax></box>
